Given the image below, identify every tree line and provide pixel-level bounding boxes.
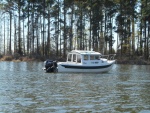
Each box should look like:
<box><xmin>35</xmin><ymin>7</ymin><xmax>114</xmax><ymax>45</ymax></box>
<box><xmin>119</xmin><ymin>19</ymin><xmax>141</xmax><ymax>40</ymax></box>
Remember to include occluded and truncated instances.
<box><xmin>0</xmin><ymin>0</ymin><xmax>150</xmax><ymax>60</ymax></box>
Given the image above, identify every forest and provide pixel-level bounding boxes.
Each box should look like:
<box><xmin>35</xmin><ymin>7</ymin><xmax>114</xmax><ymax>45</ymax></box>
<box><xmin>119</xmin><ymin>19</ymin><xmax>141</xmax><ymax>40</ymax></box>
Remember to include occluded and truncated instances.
<box><xmin>0</xmin><ymin>0</ymin><xmax>150</xmax><ymax>62</ymax></box>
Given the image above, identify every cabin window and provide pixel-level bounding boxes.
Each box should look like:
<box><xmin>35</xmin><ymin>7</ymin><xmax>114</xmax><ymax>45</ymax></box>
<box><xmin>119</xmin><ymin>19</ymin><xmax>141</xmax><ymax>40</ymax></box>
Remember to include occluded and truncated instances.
<box><xmin>68</xmin><ymin>54</ymin><xmax>72</xmax><ymax>62</ymax></box>
<box><xmin>90</xmin><ymin>55</ymin><xmax>100</xmax><ymax>60</ymax></box>
<box><xmin>73</xmin><ymin>54</ymin><xmax>76</xmax><ymax>62</ymax></box>
<box><xmin>84</xmin><ymin>55</ymin><xmax>88</xmax><ymax>60</ymax></box>
<box><xmin>95</xmin><ymin>55</ymin><xmax>100</xmax><ymax>60</ymax></box>
<box><xmin>90</xmin><ymin>55</ymin><xmax>95</xmax><ymax>60</ymax></box>
<box><xmin>77</xmin><ymin>55</ymin><xmax>81</xmax><ymax>63</ymax></box>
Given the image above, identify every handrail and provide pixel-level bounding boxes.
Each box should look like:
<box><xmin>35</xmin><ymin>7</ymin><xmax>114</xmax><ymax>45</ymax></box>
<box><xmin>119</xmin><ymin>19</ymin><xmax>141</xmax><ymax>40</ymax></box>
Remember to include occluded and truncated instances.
<box><xmin>101</xmin><ymin>54</ymin><xmax>116</xmax><ymax>60</ymax></box>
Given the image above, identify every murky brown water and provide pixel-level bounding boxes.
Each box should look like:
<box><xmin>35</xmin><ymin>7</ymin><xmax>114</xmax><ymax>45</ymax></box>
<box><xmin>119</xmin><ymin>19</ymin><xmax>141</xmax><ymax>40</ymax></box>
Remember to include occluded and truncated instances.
<box><xmin>0</xmin><ymin>61</ymin><xmax>150</xmax><ymax>113</ymax></box>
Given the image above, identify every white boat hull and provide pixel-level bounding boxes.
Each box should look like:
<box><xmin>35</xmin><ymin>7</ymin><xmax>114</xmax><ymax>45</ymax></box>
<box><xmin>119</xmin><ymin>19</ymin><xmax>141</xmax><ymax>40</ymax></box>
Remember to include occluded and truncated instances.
<box><xmin>57</xmin><ymin>60</ymin><xmax>115</xmax><ymax>73</ymax></box>
<box><xmin>43</xmin><ymin>50</ymin><xmax>116</xmax><ymax>73</ymax></box>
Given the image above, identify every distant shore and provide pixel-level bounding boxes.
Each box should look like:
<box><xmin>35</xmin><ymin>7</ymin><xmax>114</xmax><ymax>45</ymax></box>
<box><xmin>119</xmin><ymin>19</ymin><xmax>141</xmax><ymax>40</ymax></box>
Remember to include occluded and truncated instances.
<box><xmin>116</xmin><ymin>59</ymin><xmax>150</xmax><ymax>65</ymax></box>
<box><xmin>0</xmin><ymin>55</ymin><xmax>44</xmax><ymax>62</ymax></box>
<box><xmin>0</xmin><ymin>55</ymin><xmax>150</xmax><ymax>65</ymax></box>
<box><xmin>0</xmin><ymin>55</ymin><xmax>63</xmax><ymax>62</ymax></box>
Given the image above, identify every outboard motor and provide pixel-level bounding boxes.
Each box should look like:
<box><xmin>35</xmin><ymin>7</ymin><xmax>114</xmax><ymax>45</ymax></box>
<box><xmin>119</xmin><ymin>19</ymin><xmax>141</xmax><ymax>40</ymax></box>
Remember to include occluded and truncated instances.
<box><xmin>44</xmin><ymin>60</ymin><xmax>57</xmax><ymax>73</ymax></box>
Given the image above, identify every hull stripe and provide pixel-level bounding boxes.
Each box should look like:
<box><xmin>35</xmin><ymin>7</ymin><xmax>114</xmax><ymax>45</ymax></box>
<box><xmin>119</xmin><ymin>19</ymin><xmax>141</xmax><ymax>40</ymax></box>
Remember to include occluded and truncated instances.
<box><xmin>61</xmin><ymin>64</ymin><xmax>112</xmax><ymax>69</ymax></box>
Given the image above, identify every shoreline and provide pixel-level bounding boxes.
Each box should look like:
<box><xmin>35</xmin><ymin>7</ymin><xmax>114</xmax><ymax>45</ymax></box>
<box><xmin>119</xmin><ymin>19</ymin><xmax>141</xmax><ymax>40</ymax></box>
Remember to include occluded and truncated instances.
<box><xmin>116</xmin><ymin>59</ymin><xmax>150</xmax><ymax>65</ymax></box>
<box><xmin>0</xmin><ymin>55</ymin><xmax>150</xmax><ymax>65</ymax></box>
<box><xmin>0</xmin><ymin>55</ymin><xmax>44</xmax><ymax>62</ymax></box>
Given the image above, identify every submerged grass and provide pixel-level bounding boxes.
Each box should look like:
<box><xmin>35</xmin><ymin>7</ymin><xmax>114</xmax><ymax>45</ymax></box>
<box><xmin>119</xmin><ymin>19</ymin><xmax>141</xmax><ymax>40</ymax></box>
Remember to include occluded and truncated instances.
<box><xmin>0</xmin><ymin>55</ymin><xmax>42</xmax><ymax>62</ymax></box>
<box><xmin>0</xmin><ymin>55</ymin><xmax>13</xmax><ymax>61</ymax></box>
<box><xmin>0</xmin><ymin>54</ymin><xmax>149</xmax><ymax>65</ymax></box>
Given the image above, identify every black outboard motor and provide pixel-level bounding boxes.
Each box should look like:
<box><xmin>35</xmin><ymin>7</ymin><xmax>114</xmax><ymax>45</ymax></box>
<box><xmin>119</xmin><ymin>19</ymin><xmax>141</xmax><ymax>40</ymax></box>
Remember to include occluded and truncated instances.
<box><xmin>45</xmin><ymin>60</ymin><xmax>57</xmax><ymax>73</ymax></box>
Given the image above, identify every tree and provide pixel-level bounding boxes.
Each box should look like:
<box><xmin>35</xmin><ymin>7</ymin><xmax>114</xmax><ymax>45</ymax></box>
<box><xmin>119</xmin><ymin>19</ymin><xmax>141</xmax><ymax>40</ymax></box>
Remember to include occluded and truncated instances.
<box><xmin>0</xmin><ymin>0</ymin><xmax>149</xmax><ymax>61</ymax></box>
<box><xmin>141</xmin><ymin>0</ymin><xmax>150</xmax><ymax>60</ymax></box>
<box><xmin>115</xmin><ymin>0</ymin><xmax>138</xmax><ymax>58</ymax></box>
<box><xmin>2</xmin><ymin>0</ymin><xmax>14</xmax><ymax>55</ymax></box>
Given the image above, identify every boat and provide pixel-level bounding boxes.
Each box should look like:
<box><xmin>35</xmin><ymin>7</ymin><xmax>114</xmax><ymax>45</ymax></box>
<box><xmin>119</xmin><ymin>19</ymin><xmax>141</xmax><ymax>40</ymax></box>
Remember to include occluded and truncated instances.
<box><xmin>43</xmin><ymin>50</ymin><xmax>116</xmax><ymax>73</ymax></box>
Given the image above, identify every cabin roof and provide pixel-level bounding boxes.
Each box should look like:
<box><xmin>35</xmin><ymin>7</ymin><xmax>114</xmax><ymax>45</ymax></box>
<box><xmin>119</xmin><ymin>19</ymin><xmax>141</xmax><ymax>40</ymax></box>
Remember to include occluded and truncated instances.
<box><xmin>70</xmin><ymin>50</ymin><xmax>101</xmax><ymax>55</ymax></box>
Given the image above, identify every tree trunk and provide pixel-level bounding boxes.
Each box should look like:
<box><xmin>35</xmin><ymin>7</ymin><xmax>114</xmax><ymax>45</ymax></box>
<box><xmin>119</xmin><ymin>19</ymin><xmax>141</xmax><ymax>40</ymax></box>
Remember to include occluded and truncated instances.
<box><xmin>27</xmin><ymin>1</ymin><xmax>30</xmax><ymax>55</ymax></box>
<box><xmin>31</xmin><ymin>3</ymin><xmax>35</xmax><ymax>55</ymax></box>
<box><xmin>42</xmin><ymin>0</ymin><xmax>45</xmax><ymax>56</ymax></box>
<box><xmin>4</xmin><ymin>16</ymin><xmax>6</xmax><ymax>55</ymax></box>
<box><xmin>18</xmin><ymin>0</ymin><xmax>22</xmax><ymax>55</ymax></box>
<box><xmin>131</xmin><ymin>17</ymin><xmax>135</xmax><ymax>57</ymax></box>
<box><xmin>23</xmin><ymin>16</ymin><xmax>25</xmax><ymax>55</ymax></box>
<box><xmin>9</xmin><ymin>12</ymin><xmax>12</xmax><ymax>55</ymax></box>
<box><xmin>89</xmin><ymin>0</ymin><xmax>92</xmax><ymax>51</ymax></box>
<box><xmin>69</xmin><ymin>4</ymin><xmax>74</xmax><ymax>51</ymax></box>
<box><xmin>63</xmin><ymin>0</ymin><xmax>67</xmax><ymax>57</ymax></box>
<box><xmin>47</xmin><ymin>4</ymin><xmax>51</xmax><ymax>57</ymax></box>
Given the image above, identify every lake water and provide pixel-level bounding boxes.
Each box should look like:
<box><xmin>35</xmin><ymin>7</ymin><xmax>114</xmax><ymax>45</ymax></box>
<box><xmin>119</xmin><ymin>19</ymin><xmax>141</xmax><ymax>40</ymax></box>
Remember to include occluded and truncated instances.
<box><xmin>0</xmin><ymin>61</ymin><xmax>150</xmax><ymax>113</ymax></box>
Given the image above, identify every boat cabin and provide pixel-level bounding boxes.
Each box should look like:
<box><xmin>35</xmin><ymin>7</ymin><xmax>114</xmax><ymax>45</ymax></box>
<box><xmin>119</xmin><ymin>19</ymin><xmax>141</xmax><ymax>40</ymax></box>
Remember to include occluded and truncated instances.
<box><xmin>67</xmin><ymin>50</ymin><xmax>102</xmax><ymax>64</ymax></box>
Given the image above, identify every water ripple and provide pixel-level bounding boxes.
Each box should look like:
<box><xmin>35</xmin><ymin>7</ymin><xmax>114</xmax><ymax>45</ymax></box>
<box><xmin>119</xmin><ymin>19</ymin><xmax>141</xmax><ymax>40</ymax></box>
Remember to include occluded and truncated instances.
<box><xmin>0</xmin><ymin>62</ymin><xmax>150</xmax><ymax>112</ymax></box>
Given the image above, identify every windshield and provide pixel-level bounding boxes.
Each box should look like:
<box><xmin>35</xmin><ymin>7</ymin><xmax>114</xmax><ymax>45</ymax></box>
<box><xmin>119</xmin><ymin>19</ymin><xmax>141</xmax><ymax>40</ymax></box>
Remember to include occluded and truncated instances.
<box><xmin>90</xmin><ymin>55</ymin><xmax>100</xmax><ymax>60</ymax></box>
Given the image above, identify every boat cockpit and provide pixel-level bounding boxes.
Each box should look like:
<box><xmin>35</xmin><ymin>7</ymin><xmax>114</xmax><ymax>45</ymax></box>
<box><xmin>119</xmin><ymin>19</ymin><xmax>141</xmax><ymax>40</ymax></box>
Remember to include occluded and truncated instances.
<box><xmin>67</xmin><ymin>52</ymin><xmax>102</xmax><ymax>64</ymax></box>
